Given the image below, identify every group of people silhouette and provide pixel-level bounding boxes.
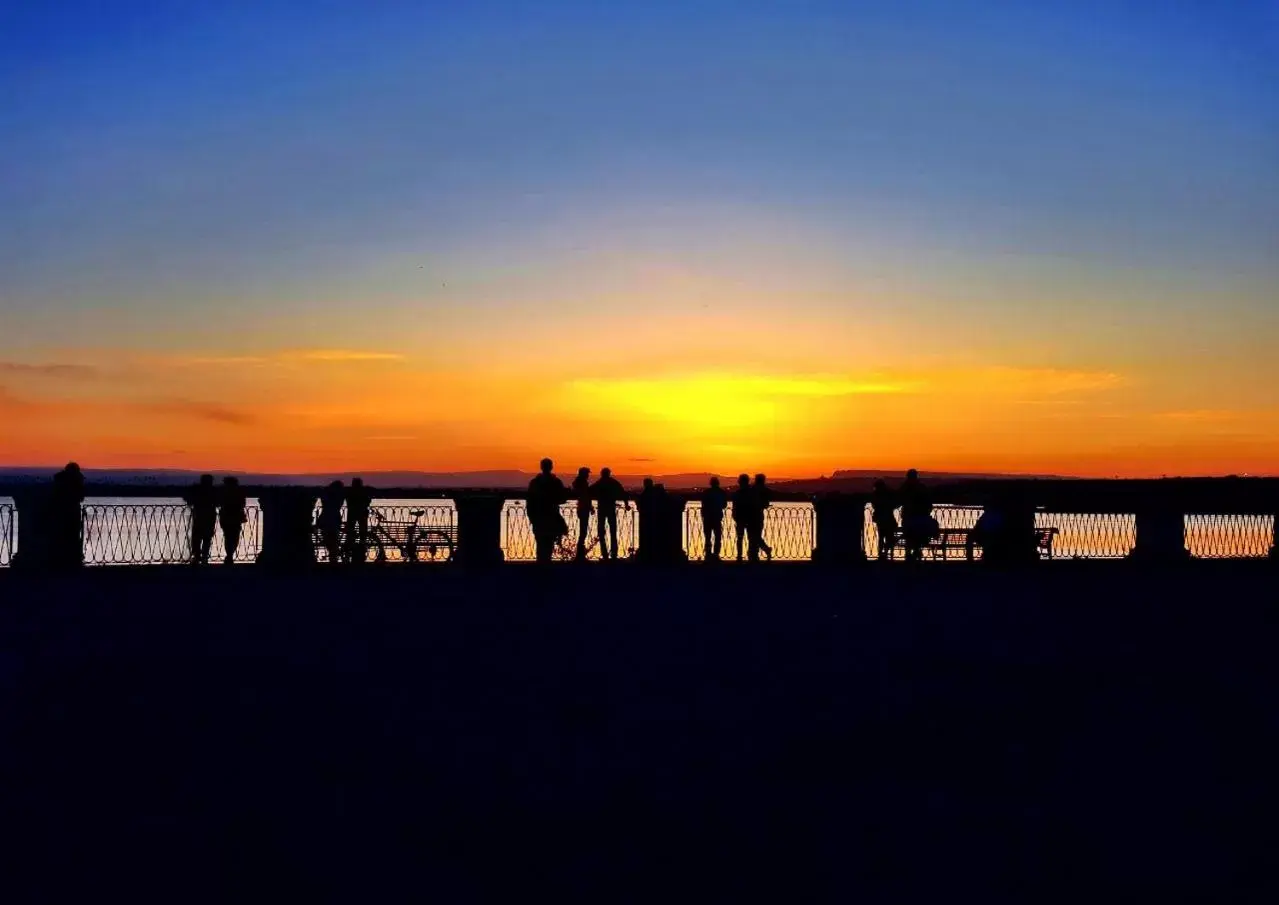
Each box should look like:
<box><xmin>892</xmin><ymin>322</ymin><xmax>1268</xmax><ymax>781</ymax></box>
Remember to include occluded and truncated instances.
<box><xmin>37</xmin><ymin>459</ymin><xmax>940</xmax><ymax>567</ymax></box>
<box><xmin>182</xmin><ymin>474</ymin><xmax>249</xmax><ymax>565</ymax></box>
<box><xmin>526</xmin><ymin>459</ymin><xmax>776</xmax><ymax>563</ymax></box>
<box><xmin>871</xmin><ymin>468</ymin><xmax>935</xmax><ymax>561</ymax></box>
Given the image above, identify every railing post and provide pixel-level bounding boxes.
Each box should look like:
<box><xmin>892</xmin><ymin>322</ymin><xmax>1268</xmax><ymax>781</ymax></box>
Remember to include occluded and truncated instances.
<box><xmin>11</xmin><ymin>488</ymin><xmax>83</xmax><ymax>570</ymax></box>
<box><xmin>637</xmin><ymin>489</ymin><xmax>686</xmax><ymax>564</ymax></box>
<box><xmin>455</xmin><ymin>494</ymin><xmax>505</xmax><ymax>565</ymax></box>
<box><xmin>257</xmin><ymin>488</ymin><xmax>318</xmax><ymax>567</ymax></box>
<box><xmin>812</xmin><ymin>494</ymin><xmax>868</xmax><ymax>564</ymax></box>
<box><xmin>1271</xmin><ymin>514</ymin><xmax>1279</xmax><ymax>562</ymax></box>
<box><xmin>975</xmin><ymin>495</ymin><xmax>1040</xmax><ymax>565</ymax></box>
<box><xmin>1131</xmin><ymin>504</ymin><xmax>1189</xmax><ymax>563</ymax></box>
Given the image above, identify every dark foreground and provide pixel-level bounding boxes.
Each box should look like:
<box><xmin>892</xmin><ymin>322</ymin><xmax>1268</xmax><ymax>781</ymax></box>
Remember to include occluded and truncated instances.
<box><xmin>2</xmin><ymin>564</ymin><xmax>1276</xmax><ymax>902</ymax></box>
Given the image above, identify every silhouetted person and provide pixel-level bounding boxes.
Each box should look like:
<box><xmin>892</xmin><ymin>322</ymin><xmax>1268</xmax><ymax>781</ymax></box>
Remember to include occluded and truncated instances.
<box><xmin>319</xmin><ymin>480</ymin><xmax>345</xmax><ymax>563</ymax></box>
<box><xmin>749</xmin><ymin>474</ymin><xmax>774</xmax><ymax>561</ymax></box>
<box><xmin>732</xmin><ymin>474</ymin><xmax>752</xmax><ymax>561</ymax></box>
<box><xmin>636</xmin><ymin>478</ymin><xmax>665</xmax><ymax>563</ymax></box>
<box><xmin>572</xmin><ymin>467</ymin><xmax>593</xmax><ymax>561</ymax></box>
<box><xmin>871</xmin><ymin>479</ymin><xmax>899</xmax><ymax>561</ymax></box>
<box><xmin>900</xmin><ymin>469</ymin><xmax>935</xmax><ymax>562</ymax></box>
<box><xmin>346</xmin><ymin>477</ymin><xmax>373</xmax><ymax>563</ymax></box>
<box><xmin>184</xmin><ymin>474</ymin><xmax>217</xmax><ymax>565</ymax></box>
<box><xmin>219</xmin><ymin>477</ymin><xmax>247</xmax><ymax>565</ymax></box>
<box><xmin>591</xmin><ymin>466</ymin><xmax>629</xmax><ymax>560</ymax></box>
<box><xmin>700</xmin><ymin>476</ymin><xmax>728</xmax><ymax>560</ymax></box>
<box><xmin>51</xmin><ymin>461</ymin><xmax>85</xmax><ymax>569</ymax></box>
<box><xmin>527</xmin><ymin>458</ymin><xmax>568</xmax><ymax>563</ymax></box>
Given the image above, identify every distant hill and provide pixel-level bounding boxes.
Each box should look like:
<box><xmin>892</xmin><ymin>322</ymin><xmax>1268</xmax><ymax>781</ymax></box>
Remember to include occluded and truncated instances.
<box><xmin>771</xmin><ymin>469</ymin><xmax>1069</xmax><ymax>493</ymax></box>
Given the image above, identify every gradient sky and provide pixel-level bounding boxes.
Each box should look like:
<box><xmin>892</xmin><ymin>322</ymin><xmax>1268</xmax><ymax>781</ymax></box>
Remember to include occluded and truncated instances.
<box><xmin>2</xmin><ymin>1</ymin><xmax>1277</xmax><ymax>476</ymax></box>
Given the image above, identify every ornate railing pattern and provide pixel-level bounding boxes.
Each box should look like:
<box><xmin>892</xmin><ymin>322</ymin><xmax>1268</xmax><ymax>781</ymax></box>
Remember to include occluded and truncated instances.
<box><xmin>81</xmin><ymin>503</ymin><xmax>263</xmax><ymax>565</ymax></box>
<box><xmin>684</xmin><ymin>503</ymin><xmax>816</xmax><ymax>561</ymax></box>
<box><xmin>0</xmin><ymin>503</ymin><xmax>15</xmax><ymax>567</ymax></box>
<box><xmin>862</xmin><ymin>505</ymin><xmax>985</xmax><ymax>561</ymax></box>
<box><xmin>313</xmin><ymin>504</ymin><xmax>457</xmax><ymax>564</ymax></box>
<box><xmin>862</xmin><ymin>508</ymin><xmax>1145</xmax><ymax>560</ymax></box>
<box><xmin>1035</xmin><ymin>512</ymin><xmax>1137</xmax><ymax>559</ymax></box>
<box><xmin>1185</xmin><ymin>514</ymin><xmax>1274</xmax><ymax>559</ymax></box>
<box><xmin>503</xmin><ymin>502</ymin><xmax>639</xmax><ymax>561</ymax></box>
<box><xmin>0</xmin><ymin>495</ymin><xmax>1271</xmax><ymax>567</ymax></box>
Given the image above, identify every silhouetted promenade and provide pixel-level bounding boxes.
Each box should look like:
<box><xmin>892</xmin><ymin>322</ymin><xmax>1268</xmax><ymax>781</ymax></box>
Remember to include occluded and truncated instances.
<box><xmin>1</xmin><ymin>564</ymin><xmax>1274</xmax><ymax>900</ymax></box>
<box><xmin>3</xmin><ymin>475</ymin><xmax>1278</xmax><ymax>567</ymax></box>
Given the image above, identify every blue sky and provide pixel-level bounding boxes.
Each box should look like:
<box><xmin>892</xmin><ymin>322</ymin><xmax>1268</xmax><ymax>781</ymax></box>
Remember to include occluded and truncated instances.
<box><xmin>2</xmin><ymin>1</ymin><xmax>1276</xmax><ymax>473</ymax></box>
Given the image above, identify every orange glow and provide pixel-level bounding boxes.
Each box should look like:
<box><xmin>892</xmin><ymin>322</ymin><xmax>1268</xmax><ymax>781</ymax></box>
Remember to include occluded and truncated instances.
<box><xmin>2</xmin><ymin>346</ymin><xmax>1275</xmax><ymax>477</ymax></box>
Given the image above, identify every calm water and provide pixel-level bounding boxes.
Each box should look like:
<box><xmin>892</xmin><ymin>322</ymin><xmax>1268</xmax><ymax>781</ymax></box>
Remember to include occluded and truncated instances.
<box><xmin>0</xmin><ymin>497</ymin><xmax>1273</xmax><ymax>566</ymax></box>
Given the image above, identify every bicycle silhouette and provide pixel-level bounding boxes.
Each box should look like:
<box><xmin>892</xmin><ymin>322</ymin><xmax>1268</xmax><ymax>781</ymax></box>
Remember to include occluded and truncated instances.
<box><xmin>316</xmin><ymin>508</ymin><xmax>456</xmax><ymax>563</ymax></box>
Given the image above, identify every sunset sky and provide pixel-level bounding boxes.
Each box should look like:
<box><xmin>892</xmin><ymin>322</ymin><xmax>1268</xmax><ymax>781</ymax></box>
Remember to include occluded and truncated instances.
<box><xmin>2</xmin><ymin>1</ymin><xmax>1277</xmax><ymax>476</ymax></box>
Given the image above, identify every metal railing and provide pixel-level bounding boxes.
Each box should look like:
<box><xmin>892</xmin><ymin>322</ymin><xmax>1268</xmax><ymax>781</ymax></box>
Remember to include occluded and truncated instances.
<box><xmin>684</xmin><ymin>503</ymin><xmax>816</xmax><ymax>561</ymax></box>
<box><xmin>313</xmin><ymin>503</ymin><xmax>458</xmax><ymax>563</ymax></box>
<box><xmin>503</xmin><ymin>502</ymin><xmax>639</xmax><ymax>561</ymax></box>
<box><xmin>1035</xmin><ymin>512</ymin><xmax>1136</xmax><ymax>559</ymax></box>
<box><xmin>0</xmin><ymin>503</ymin><xmax>15</xmax><ymax>567</ymax></box>
<box><xmin>1185</xmin><ymin>513</ymin><xmax>1275</xmax><ymax>559</ymax></box>
<box><xmin>862</xmin><ymin>505</ymin><xmax>986</xmax><ymax>561</ymax></box>
<box><xmin>81</xmin><ymin>503</ymin><xmax>263</xmax><ymax>565</ymax></box>
<box><xmin>0</xmin><ymin>494</ymin><xmax>1272</xmax><ymax>568</ymax></box>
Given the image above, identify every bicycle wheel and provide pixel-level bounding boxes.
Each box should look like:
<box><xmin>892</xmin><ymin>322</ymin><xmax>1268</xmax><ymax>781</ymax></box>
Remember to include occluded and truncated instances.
<box><xmin>411</xmin><ymin>529</ymin><xmax>454</xmax><ymax>563</ymax></box>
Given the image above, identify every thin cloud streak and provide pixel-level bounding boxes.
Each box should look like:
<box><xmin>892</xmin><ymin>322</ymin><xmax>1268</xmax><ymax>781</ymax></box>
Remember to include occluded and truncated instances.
<box><xmin>0</xmin><ymin>361</ymin><xmax>98</xmax><ymax>378</ymax></box>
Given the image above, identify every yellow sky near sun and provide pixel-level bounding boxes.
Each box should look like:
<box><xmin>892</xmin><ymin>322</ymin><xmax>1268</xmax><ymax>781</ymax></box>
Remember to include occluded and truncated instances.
<box><xmin>3</xmin><ymin>344</ymin><xmax>1276</xmax><ymax>476</ymax></box>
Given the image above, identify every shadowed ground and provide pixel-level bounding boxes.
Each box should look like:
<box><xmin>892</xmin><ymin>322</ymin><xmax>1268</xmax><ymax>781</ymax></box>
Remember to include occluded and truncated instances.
<box><xmin>1</xmin><ymin>564</ymin><xmax>1275</xmax><ymax>901</ymax></box>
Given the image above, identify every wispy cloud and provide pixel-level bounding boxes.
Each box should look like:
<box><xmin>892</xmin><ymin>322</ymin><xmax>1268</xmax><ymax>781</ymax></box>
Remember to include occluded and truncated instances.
<box><xmin>975</xmin><ymin>367</ymin><xmax>1125</xmax><ymax>394</ymax></box>
<box><xmin>158</xmin><ymin>350</ymin><xmax>405</xmax><ymax>367</ymax></box>
<box><xmin>0</xmin><ymin>361</ymin><xmax>98</xmax><ymax>379</ymax></box>
<box><xmin>138</xmin><ymin>400</ymin><xmax>257</xmax><ymax>426</ymax></box>
<box><xmin>283</xmin><ymin>350</ymin><xmax>405</xmax><ymax>363</ymax></box>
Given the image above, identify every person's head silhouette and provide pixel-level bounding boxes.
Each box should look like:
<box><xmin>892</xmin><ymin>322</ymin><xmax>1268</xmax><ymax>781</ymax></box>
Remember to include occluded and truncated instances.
<box><xmin>352</xmin><ymin>477</ymin><xmax>364</xmax><ymax>489</ymax></box>
<box><xmin>710</xmin><ymin>476</ymin><xmax>720</xmax><ymax>488</ymax></box>
<box><xmin>601</xmin><ymin>467</ymin><xmax>612</xmax><ymax>479</ymax></box>
<box><xmin>540</xmin><ymin>458</ymin><xmax>553</xmax><ymax>475</ymax></box>
<box><xmin>643</xmin><ymin>478</ymin><xmax>654</xmax><ymax>491</ymax></box>
<box><xmin>754</xmin><ymin>473</ymin><xmax>766</xmax><ymax>486</ymax></box>
<box><xmin>906</xmin><ymin>469</ymin><xmax>919</xmax><ymax>481</ymax></box>
<box><xmin>65</xmin><ymin>461</ymin><xmax>82</xmax><ymax>475</ymax></box>
<box><xmin>578</xmin><ymin>467</ymin><xmax>590</xmax><ymax>480</ymax></box>
<box><xmin>200</xmin><ymin>474</ymin><xmax>214</xmax><ymax>488</ymax></box>
<box><xmin>330</xmin><ymin>479</ymin><xmax>344</xmax><ymax>490</ymax></box>
<box><xmin>738</xmin><ymin>474</ymin><xmax>750</xmax><ymax>488</ymax></box>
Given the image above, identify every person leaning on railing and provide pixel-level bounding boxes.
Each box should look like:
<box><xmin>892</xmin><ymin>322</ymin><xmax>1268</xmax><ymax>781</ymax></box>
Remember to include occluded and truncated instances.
<box><xmin>318</xmin><ymin>480</ymin><xmax>345</xmax><ymax>563</ymax></box>
<box><xmin>346</xmin><ymin>477</ymin><xmax>373</xmax><ymax>563</ymax></box>
<box><xmin>591</xmin><ymin>467</ymin><xmax>630</xmax><ymax>561</ymax></box>
<box><xmin>220</xmin><ymin>477</ymin><xmax>247</xmax><ymax>565</ymax></box>
<box><xmin>184</xmin><ymin>474</ymin><xmax>218</xmax><ymax>565</ymax></box>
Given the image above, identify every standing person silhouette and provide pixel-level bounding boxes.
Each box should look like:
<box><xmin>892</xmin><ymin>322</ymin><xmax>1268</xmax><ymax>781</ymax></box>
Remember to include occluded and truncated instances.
<box><xmin>732</xmin><ymin>474</ymin><xmax>753</xmax><ymax>561</ymax></box>
<box><xmin>527</xmin><ymin>458</ymin><xmax>568</xmax><ymax>563</ymax></box>
<box><xmin>700</xmin><ymin>476</ymin><xmax>728</xmax><ymax>560</ymax></box>
<box><xmin>591</xmin><ymin>466</ymin><xmax>629</xmax><ymax>561</ymax></box>
<box><xmin>750</xmin><ymin>474</ymin><xmax>774</xmax><ymax>561</ymax></box>
<box><xmin>572</xmin><ymin>467</ymin><xmax>593</xmax><ymax>561</ymax></box>
<box><xmin>900</xmin><ymin>469</ymin><xmax>933</xmax><ymax>562</ymax></box>
<box><xmin>871</xmin><ymin>478</ymin><xmax>899</xmax><ymax>561</ymax></box>
<box><xmin>346</xmin><ymin>477</ymin><xmax>373</xmax><ymax>563</ymax></box>
<box><xmin>51</xmin><ymin>461</ymin><xmax>85</xmax><ymax>569</ymax></box>
<box><xmin>219</xmin><ymin>477</ymin><xmax>247</xmax><ymax>565</ymax></box>
<box><xmin>184</xmin><ymin>474</ymin><xmax>218</xmax><ymax>565</ymax></box>
<box><xmin>318</xmin><ymin>480</ymin><xmax>346</xmax><ymax>563</ymax></box>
